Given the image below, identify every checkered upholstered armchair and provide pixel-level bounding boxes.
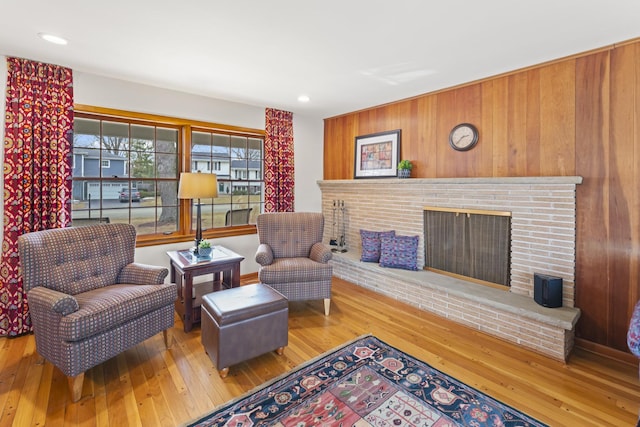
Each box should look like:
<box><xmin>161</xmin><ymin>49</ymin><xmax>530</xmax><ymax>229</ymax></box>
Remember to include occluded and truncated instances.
<box><xmin>18</xmin><ymin>223</ymin><xmax>176</xmax><ymax>402</ymax></box>
<box><xmin>255</xmin><ymin>212</ymin><xmax>333</xmax><ymax>315</ymax></box>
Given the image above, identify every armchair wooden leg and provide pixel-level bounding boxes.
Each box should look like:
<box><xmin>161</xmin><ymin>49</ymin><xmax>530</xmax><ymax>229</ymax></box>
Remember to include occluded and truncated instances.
<box><xmin>163</xmin><ymin>328</ymin><xmax>173</xmax><ymax>349</ymax></box>
<box><xmin>68</xmin><ymin>373</ymin><xmax>84</xmax><ymax>403</ymax></box>
<box><xmin>324</xmin><ymin>298</ymin><xmax>331</xmax><ymax>316</ymax></box>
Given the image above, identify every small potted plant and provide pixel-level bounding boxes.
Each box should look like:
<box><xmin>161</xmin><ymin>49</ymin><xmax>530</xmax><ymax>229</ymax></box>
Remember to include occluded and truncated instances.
<box><xmin>197</xmin><ymin>240</ymin><xmax>213</xmax><ymax>258</ymax></box>
<box><xmin>398</xmin><ymin>160</ymin><xmax>413</xmax><ymax>178</ymax></box>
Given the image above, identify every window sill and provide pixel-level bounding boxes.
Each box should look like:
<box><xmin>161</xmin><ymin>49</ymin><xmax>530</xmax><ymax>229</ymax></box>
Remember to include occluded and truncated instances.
<box><xmin>136</xmin><ymin>225</ymin><xmax>257</xmax><ymax>248</ymax></box>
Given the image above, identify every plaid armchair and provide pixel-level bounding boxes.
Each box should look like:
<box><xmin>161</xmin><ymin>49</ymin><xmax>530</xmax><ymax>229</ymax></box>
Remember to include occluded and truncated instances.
<box><xmin>255</xmin><ymin>212</ymin><xmax>333</xmax><ymax>315</ymax></box>
<box><xmin>18</xmin><ymin>223</ymin><xmax>176</xmax><ymax>402</ymax></box>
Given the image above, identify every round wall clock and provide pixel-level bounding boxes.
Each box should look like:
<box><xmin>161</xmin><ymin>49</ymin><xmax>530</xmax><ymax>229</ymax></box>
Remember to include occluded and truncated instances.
<box><xmin>449</xmin><ymin>123</ymin><xmax>479</xmax><ymax>151</ymax></box>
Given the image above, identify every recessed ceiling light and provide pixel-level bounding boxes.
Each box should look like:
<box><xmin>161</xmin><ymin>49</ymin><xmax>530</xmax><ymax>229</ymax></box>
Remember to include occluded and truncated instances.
<box><xmin>297</xmin><ymin>95</ymin><xmax>310</xmax><ymax>103</ymax></box>
<box><xmin>38</xmin><ymin>33</ymin><xmax>68</xmax><ymax>45</ymax></box>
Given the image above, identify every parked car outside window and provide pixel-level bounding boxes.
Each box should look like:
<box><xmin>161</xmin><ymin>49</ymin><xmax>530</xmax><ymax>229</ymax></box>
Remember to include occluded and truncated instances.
<box><xmin>119</xmin><ymin>188</ymin><xmax>141</xmax><ymax>202</ymax></box>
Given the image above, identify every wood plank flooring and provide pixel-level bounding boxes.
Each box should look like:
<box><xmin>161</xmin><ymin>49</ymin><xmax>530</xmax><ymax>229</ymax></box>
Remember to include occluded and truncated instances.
<box><xmin>0</xmin><ymin>277</ymin><xmax>638</xmax><ymax>426</ymax></box>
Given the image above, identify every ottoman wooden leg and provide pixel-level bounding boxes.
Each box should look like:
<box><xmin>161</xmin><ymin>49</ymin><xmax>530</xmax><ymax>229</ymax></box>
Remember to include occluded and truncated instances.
<box><xmin>275</xmin><ymin>347</ymin><xmax>284</xmax><ymax>355</ymax></box>
<box><xmin>219</xmin><ymin>367</ymin><xmax>229</xmax><ymax>378</ymax></box>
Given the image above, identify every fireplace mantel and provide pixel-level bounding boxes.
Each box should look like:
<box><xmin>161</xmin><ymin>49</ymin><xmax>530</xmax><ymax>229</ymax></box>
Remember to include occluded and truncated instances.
<box><xmin>319</xmin><ymin>176</ymin><xmax>583</xmax><ymax>186</ymax></box>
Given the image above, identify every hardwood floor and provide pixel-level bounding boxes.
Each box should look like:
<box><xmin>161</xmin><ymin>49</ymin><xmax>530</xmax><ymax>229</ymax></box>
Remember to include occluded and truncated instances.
<box><xmin>1</xmin><ymin>277</ymin><xmax>638</xmax><ymax>426</ymax></box>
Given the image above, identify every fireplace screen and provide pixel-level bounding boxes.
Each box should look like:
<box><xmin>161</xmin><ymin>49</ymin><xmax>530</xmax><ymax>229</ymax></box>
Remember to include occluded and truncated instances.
<box><xmin>424</xmin><ymin>207</ymin><xmax>511</xmax><ymax>287</ymax></box>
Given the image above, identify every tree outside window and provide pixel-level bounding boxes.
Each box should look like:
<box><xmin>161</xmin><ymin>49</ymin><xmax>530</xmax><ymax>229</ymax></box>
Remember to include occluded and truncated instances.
<box><xmin>71</xmin><ymin>110</ymin><xmax>265</xmax><ymax>241</ymax></box>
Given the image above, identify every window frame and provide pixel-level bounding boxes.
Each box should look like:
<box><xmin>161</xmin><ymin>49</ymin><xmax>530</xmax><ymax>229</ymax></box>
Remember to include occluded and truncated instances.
<box><xmin>74</xmin><ymin>104</ymin><xmax>264</xmax><ymax>247</ymax></box>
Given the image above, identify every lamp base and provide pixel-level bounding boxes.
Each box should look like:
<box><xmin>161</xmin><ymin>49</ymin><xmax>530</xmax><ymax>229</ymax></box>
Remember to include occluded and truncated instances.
<box><xmin>190</xmin><ymin>243</ymin><xmax>201</xmax><ymax>256</ymax></box>
<box><xmin>194</xmin><ymin>238</ymin><xmax>204</xmax><ymax>255</ymax></box>
<box><xmin>193</xmin><ymin>201</ymin><xmax>203</xmax><ymax>255</ymax></box>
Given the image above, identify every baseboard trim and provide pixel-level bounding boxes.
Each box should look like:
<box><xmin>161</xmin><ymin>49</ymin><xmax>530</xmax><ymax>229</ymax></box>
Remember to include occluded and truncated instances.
<box><xmin>240</xmin><ymin>272</ymin><xmax>258</xmax><ymax>285</ymax></box>
<box><xmin>575</xmin><ymin>337</ymin><xmax>637</xmax><ymax>366</ymax></box>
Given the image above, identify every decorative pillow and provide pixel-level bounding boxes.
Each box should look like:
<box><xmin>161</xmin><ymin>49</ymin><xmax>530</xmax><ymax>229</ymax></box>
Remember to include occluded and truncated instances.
<box><xmin>360</xmin><ymin>229</ymin><xmax>395</xmax><ymax>262</ymax></box>
<box><xmin>379</xmin><ymin>234</ymin><xmax>419</xmax><ymax>271</ymax></box>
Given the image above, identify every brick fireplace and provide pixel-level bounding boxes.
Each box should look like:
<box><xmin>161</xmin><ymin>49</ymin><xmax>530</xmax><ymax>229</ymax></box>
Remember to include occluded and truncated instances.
<box><xmin>318</xmin><ymin>176</ymin><xmax>582</xmax><ymax>360</ymax></box>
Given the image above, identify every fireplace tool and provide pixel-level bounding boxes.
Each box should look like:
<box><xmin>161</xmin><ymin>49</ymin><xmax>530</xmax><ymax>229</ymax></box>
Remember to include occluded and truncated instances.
<box><xmin>329</xmin><ymin>200</ymin><xmax>338</xmax><ymax>248</ymax></box>
<box><xmin>332</xmin><ymin>200</ymin><xmax>347</xmax><ymax>253</ymax></box>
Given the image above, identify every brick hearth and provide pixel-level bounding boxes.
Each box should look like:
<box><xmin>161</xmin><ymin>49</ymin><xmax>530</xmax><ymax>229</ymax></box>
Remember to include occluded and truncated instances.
<box><xmin>318</xmin><ymin>177</ymin><xmax>582</xmax><ymax>360</ymax></box>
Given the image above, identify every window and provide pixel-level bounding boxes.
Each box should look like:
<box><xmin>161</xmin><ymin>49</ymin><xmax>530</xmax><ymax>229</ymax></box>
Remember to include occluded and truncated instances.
<box><xmin>191</xmin><ymin>129</ymin><xmax>263</xmax><ymax>228</ymax></box>
<box><xmin>72</xmin><ymin>107</ymin><xmax>264</xmax><ymax>243</ymax></box>
<box><xmin>72</xmin><ymin>114</ymin><xmax>179</xmax><ymax>235</ymax></box>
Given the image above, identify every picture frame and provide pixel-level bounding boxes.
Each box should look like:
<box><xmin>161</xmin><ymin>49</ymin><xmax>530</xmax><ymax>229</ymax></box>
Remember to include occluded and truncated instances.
<box><xmin>354</xmin><ymin>129</ymin><xmax>401</xmax><ymax>178</ymax></box>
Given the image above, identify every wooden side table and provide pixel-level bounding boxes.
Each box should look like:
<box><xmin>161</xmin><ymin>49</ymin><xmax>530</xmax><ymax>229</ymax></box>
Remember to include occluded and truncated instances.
<box><xmin>167</xmin><ymin>246</ymin><xmax>244</xmax><ymax>332</ymax></box>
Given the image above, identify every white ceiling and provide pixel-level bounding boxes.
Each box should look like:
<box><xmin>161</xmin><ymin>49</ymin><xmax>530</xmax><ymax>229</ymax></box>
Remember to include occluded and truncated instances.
<box><xmin>1</xmin><ymin>1</ymin><xmax>639</xmax><ymax>119</ymax></box>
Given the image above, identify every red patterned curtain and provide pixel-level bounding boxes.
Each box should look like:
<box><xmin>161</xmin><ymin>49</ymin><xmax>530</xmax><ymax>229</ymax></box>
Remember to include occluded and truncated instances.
<box><xmin>264</xmin><ymin>108</ymin><xmax>294</xmax><ymax>212</ymax></box>
<box><xmin>1</xmin><ymin>57</ymin><xmax>74</xmax><ymax>336</ymax></box>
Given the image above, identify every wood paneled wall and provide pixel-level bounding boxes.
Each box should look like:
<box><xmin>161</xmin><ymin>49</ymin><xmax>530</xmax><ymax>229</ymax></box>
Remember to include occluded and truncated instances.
<box><xmin>323</xmin><ymin>39</ymin><xmax>640</xmax><ymax>353</ymax></box>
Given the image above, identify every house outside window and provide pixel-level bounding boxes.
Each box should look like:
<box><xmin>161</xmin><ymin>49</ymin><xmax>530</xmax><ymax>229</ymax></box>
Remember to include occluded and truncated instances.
<box><xmin>191</xmin><ymin>130</ymin><xmax>263</xmax><ymax>228</ymax></box>
<box><xmin>72</xmin><ymin>115</ymin><xmax>180</xmax><ymax>235</ymax></box>
<box><xmin>71</xmin><ymin>107</ymin><xmax>264</xmax><ymax>243</ymax></box>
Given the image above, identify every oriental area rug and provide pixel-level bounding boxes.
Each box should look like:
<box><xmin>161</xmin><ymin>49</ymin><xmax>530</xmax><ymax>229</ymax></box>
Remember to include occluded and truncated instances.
<box><xmin>186</xmin><ymin>335</ymin><xmax>547</xmax><ymax>427</ymax></box>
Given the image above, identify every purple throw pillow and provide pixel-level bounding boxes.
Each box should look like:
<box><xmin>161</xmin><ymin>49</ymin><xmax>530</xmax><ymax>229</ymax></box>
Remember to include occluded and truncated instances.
<box><xmin>379</xmin><ymin>234</ymin><xmax>419</xmax><ymax>271</ymax></box>
<box><xmin>360</xmin><ymin>229</ymin><xmax>395</xmax><ymax>262</ymax></box>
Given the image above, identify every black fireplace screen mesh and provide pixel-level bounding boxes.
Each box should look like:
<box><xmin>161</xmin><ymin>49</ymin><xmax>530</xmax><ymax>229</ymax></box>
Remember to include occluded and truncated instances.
<box><xmin>424</xmin><ymin>209</ymin><xmax>511</xmax><ymax>287</ymax></box>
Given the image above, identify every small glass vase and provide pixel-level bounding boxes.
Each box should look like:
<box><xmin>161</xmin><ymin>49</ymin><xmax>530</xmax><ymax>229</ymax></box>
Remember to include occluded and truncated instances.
<box><xmin>197</xmin><ymin>247</ymin><xmax>213</xmax><ymax>259</ymax></box>
<box><xmin>398</xmin><ymin>169</ymin><xmax>411</xmax><ymax>179</ymax></box>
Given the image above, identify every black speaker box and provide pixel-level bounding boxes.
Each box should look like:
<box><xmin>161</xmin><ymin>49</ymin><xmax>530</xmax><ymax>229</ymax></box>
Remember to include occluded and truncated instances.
<box><xmin>533</xmin><ymin>273</ymin><xmax>563</xmax><ymax>308</ymax></box>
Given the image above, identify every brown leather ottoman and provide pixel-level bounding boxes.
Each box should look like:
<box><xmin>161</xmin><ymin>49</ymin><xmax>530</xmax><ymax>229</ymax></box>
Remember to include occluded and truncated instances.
<box><xmin>201</xmin><ymin>283</ymin><xmax>288</xmax><ymax>378</ymax></box>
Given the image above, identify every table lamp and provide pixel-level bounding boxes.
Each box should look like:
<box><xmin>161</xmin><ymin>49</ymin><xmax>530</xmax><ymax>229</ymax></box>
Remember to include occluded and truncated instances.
<box><xmin>178</xmin><ymin>172</ymin><xmax>218</xmax><ymax>254</ymax></box>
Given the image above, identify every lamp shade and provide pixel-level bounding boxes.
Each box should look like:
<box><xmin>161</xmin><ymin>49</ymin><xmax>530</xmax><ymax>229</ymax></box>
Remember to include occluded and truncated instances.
<box><xmin>178</xmin><ymin>172</ymin><xmax>218</xmax><ymax>199</ymax></box>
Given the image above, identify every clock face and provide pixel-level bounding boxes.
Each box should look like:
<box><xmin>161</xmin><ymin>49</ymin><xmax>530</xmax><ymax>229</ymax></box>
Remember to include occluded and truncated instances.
<box><xmin>449</xmin><ymin>123</ymin><xmax>478</xmax><ymax>151</ymax></box>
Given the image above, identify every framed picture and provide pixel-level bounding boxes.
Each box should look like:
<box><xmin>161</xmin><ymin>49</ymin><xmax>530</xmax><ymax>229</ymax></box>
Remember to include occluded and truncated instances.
<box><xmin>354</xmin><ymin>129</ymin><xmax>401</xmax><ymax>178</ymax></box>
